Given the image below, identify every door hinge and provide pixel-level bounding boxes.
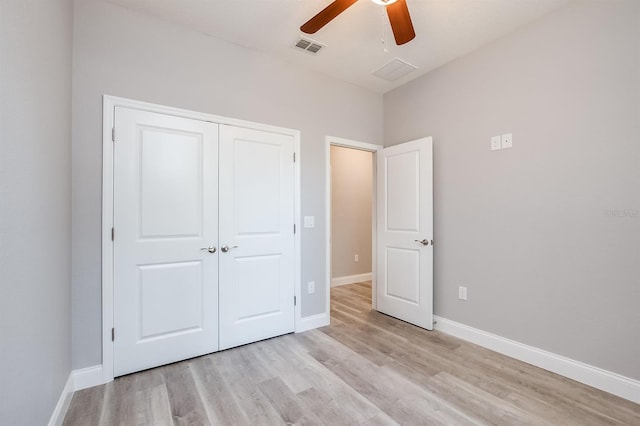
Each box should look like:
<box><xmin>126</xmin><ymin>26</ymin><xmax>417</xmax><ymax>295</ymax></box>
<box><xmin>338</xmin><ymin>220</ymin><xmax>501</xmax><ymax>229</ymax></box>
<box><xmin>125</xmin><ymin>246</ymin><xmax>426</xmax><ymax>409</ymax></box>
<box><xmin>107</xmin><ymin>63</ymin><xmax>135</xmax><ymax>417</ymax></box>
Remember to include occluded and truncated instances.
<box><xmin>294</xmin><ymin>224</ymin><xmax>296</xmax><ymax>234</ymax></box>
<box><xmin>293</xmin><ymin>152</ymin><xmax>296</xmax><ymax>163</ymax></box>
<box><xmin>111</xmin><ymin>328</ymin><xmax>115</xmax><ymax>341</ymax></box>
<box><xmin>111</xmin><ymin>227</ymin><xmax>114</xmax><ymax>241</ymax></box>
<box><xmin>111</xmin><ymin>127</ymin><xmax>115</xmax><ymax>142</ymax></box>
<box><xmin>294</xmin><ymin>296</ymin><xmax>297</xmax><ymax>306</ymax></box>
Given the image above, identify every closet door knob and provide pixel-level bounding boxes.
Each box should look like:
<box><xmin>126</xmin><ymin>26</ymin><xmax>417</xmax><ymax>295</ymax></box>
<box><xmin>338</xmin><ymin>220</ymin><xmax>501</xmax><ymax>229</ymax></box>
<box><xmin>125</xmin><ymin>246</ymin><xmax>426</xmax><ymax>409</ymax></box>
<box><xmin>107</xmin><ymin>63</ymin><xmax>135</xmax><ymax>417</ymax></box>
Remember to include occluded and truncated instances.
<box><xmin>414</xmin><ymin>239</ymin><xmax>429</xmax><ymax>246</ymax></box>
<box><xmin>200</xmin><ymin>246</ymin><xmax>217</xmax><ymax>253</ymax></box>
<box><xmin>220</xmin><ymin>245</ymin><xmax>238</xmax><ymax>253</ymax></box>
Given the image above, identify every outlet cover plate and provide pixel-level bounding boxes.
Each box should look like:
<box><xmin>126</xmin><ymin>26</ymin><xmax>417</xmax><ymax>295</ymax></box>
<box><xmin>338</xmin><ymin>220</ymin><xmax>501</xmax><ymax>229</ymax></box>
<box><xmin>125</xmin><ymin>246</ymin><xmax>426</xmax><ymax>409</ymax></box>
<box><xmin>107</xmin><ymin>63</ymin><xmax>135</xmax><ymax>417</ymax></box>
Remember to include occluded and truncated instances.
<box><xmin>501</xmin><ymin>133</ymin><xmax>513</xmax><ymax>149</ymax></box>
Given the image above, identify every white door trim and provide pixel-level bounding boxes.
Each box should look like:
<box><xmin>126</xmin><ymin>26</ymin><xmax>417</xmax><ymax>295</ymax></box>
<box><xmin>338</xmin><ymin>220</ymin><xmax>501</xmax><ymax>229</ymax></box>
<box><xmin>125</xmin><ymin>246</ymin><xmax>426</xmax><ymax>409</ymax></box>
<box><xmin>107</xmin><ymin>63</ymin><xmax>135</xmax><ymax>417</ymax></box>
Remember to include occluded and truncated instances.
<box><xmin>102</xmin><ymin>95</ymin><xmax>301</xmax><ymax>383</ymax></box>
<box><xmin>325</xmin><ymin>136</ymin><xmax>382</xmax><ymax>317</ymax></box>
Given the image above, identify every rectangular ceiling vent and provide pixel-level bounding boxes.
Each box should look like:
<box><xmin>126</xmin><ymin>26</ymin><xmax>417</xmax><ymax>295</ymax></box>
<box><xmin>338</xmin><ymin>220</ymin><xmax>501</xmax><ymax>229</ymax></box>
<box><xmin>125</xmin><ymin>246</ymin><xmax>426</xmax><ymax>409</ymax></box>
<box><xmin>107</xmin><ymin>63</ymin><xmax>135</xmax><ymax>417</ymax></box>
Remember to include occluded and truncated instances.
<box><xmin>372</xmin><ymin>58</ymin><xmax>418</xmax><ymax>81</ymax></box>
<box><xmin>293</xmin><ymin>37</ymin><xmax>325</xmax><ymax>55</ymax></box>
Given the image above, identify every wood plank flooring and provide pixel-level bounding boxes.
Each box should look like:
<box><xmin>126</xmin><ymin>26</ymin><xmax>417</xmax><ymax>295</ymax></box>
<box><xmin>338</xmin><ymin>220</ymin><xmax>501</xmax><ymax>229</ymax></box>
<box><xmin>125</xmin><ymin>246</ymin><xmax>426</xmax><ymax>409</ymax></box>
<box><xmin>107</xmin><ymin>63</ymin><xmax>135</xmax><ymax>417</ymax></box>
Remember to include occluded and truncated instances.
<box><xmin>64</xmin><ymin>282</ymin><xmax>640</xmax><ymax>425</ymax></box>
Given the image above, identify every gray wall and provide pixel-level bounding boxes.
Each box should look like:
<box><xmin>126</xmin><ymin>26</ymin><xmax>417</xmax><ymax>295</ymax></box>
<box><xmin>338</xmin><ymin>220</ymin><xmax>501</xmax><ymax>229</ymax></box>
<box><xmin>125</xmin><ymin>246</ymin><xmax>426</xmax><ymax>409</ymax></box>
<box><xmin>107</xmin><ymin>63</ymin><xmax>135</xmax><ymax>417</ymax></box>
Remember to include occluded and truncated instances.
<box><xmin>331</xmin><ymin>146</ymin><xmax>373</xmax><ymax>279</ymax></box>
<box><xmin>384</xmin><ymin>0</ymin><xmax>640</xmax><ymax>380</ymax></box>
<box><xmin>0</xmin><ymin>0</ymin><xmax>73</xmax><ymax>424</ymax></box>
<box><xmin>72</xmin><ymin>0</ymin><xmax>382</xmax><ymax>369</ymax></box>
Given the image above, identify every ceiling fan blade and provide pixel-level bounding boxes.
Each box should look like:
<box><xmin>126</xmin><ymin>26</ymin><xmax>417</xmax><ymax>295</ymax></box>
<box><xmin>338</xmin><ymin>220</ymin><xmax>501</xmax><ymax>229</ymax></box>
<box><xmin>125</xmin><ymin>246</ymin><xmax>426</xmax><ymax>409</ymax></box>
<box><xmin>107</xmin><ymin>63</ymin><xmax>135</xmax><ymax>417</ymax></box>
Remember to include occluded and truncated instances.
<box><xmin>386</xmin><ymin>0</ymin><xmax>415</xmax><ymax>45</ymax></box>
<box><xmin>300</xmin><ymin>0</ymin><xmax>359</xmax><ymax>34</ymax></box>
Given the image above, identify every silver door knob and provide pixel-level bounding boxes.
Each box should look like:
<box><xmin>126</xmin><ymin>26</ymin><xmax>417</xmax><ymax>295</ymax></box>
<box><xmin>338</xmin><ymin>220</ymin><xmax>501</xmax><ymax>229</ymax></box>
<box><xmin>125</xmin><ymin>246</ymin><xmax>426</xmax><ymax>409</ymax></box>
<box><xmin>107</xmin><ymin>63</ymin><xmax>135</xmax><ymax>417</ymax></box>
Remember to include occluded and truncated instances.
<box><xmin>220</xmin><ymin>245</ymin><xmax>238</xmax><ymax>253</ymax></box>
<box><xmin>414</xmin><ymin>239</ymin><xmax>429</xmax><ymax>246</ymax></box>
<box><xmin>200</xmin><ymin>246</ymin><xmax>217</xmax><ymax>253</ymax></box>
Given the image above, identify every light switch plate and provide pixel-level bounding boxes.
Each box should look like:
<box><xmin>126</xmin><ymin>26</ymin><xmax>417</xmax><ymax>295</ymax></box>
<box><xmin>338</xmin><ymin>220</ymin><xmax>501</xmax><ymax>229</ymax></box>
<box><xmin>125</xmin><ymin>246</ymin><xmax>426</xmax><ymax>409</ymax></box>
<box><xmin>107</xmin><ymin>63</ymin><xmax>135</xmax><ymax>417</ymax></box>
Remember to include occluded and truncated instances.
<box><xmin>458</xmin><ymin>286</ymin><xmax>468</xmax><ymax>301</ymax></box>
<box><xmin>307</xmin><ymin>281</ymin><xmax>315</xmax><ymax>294</ymax></box>
<box><xmin>303</xmin><ymin>216</ymin><xmax>315</xmax><ymax>228</ymax></box>
<box><xmin>501</xmin><ymin>133</ymin><xmax>513</xmax><ymax>149</ymax></box>
<box><xmin>491</xmin><ymin>136</ymin><xmax>502</xmax><ymax>151</ymax></box>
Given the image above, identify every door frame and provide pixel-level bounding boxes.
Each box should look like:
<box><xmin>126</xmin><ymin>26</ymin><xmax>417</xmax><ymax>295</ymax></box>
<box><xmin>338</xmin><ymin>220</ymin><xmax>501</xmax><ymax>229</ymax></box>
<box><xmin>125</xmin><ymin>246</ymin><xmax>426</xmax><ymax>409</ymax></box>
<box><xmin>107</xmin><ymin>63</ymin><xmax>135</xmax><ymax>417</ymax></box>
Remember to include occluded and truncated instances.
<box><xmin>325</xmin><ymin>136</ymin><xmax>383</xmax><ymax>315</ymax></box>
<box><xmin>101</xmin><ymin>95</ymin><xmax>301</xmax><ymax>383</ymax></box>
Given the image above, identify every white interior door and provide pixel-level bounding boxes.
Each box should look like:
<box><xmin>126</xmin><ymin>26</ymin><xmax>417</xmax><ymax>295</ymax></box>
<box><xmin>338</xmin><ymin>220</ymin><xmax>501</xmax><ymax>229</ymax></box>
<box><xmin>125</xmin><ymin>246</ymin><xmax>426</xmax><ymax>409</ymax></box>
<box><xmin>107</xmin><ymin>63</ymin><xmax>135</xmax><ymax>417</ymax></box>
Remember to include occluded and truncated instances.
<box><xmin>113</xmin><ymin>108</ymin><xmax>219</xmax><ymax>376</ymax></box>
<box><xmin>376</xmin><ymin>137</ymin><xmax>433</xmax><ymax>329</ymax></box>
<box><xmin>218</xmin><ymin>125</ymin><xmax>295</xmax><ymax>350</ymax></box>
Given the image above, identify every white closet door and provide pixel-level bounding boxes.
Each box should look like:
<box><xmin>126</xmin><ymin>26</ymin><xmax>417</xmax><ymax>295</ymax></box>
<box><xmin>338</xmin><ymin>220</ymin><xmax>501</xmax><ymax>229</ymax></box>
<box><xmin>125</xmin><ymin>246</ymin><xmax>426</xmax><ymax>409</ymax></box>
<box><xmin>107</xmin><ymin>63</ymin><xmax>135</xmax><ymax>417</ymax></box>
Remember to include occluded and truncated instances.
<box><xmin>376</xmin><ymin>137</ymin><xmax>433</xmax><ymax>329</ymax></box>
<box><xmin>218</xmin><ymin>125</ymin><xmax>295</xmax><ymax>350</ymax></box>
<box><xmin>113</xmin><ymin>108</ymin><xmax>219</xmax><ymax>376</ymax></box>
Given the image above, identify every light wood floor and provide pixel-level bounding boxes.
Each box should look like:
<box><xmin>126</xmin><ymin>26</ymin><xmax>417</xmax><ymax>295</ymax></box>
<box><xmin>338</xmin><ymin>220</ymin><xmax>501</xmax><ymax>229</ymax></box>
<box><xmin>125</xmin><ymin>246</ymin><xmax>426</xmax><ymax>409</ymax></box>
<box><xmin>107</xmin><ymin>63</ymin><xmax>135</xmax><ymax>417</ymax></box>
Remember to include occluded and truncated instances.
<box><xmin>64</xmin><ymin>282</ymin><xmax>640</xmax><ymax>425</ymax></box>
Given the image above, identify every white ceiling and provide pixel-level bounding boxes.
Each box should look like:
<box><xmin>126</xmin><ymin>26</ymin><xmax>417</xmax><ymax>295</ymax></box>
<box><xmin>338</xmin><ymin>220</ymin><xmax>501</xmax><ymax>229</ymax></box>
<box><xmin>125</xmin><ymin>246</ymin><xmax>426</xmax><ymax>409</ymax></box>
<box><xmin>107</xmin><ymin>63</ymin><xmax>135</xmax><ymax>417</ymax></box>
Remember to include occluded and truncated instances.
<box><xmin>107</xmin><ymin>0</ymin><xmax>569</xmax><ymax>93</ymax></box>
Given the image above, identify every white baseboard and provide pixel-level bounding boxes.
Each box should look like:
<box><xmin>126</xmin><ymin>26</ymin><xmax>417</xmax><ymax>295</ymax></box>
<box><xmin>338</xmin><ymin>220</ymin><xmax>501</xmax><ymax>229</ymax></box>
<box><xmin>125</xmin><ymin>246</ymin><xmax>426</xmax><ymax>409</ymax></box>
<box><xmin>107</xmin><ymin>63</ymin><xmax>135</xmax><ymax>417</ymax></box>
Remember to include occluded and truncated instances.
<box><xmin>434</xmin><ymin>315</ymin><xmax>640</xmax><ymax>404</ymax></box>
<box><xmin>48</xmin><ymin>364</ymin><xmax>104</xmax><ymax>426</ymax></box>
<box><xmin>73</xmin><ymin>364</ymin><xmax>104</xmax><ymax>391</ymax></box>
<box><xmin>331</xmin><ymin>272</ymin><xmax>372</xmax><ymax>287</ymax></box>
<box><xmin>296</xmin><ymin>312</ymin><xmax>330</xmax><ymax>333</ymax></box>
<box><xmin>48</xmin><ymin>373</ymin><xmax>74</xmax><ymax>426</ymax></box>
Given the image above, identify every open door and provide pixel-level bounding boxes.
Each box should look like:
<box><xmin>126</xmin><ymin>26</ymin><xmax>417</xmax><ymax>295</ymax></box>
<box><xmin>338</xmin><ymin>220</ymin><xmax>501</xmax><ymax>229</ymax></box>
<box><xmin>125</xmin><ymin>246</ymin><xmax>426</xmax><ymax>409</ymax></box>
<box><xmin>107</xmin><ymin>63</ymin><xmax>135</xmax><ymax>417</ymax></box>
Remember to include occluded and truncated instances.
<box><xmin>376</xmin><ymin>137</ymin><xmax>433</xmax><ymax>329</ymax></box>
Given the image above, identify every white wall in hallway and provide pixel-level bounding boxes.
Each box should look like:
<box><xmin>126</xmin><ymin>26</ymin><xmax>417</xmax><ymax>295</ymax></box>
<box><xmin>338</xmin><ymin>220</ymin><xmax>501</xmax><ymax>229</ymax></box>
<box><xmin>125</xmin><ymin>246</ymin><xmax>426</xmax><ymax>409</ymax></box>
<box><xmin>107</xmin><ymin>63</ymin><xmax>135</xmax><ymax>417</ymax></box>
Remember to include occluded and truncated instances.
<box><xmin>331</xmin><ymin>146</ymin><xmax>373</xmax><ymax>280</ymax></box>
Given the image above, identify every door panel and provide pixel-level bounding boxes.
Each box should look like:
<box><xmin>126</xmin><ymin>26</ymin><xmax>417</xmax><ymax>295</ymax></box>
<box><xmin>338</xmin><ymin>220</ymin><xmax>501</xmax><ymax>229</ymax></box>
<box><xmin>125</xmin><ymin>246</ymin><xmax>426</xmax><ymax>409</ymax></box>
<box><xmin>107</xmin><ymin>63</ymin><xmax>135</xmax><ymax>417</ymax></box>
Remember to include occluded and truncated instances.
<box><xmin>235</xmin><ymin>139</ymin><xmax>283</xmax><ymax>234</ymax></box>
<box><xmin>139</xmin><ymin>130</ymin><xmax>203</xmax><ymax>238</ymax></box>
<box><xmin>137</xmin><ymin>261</ymin><xmax>203</xmax><ymax>339</ymax></box>
<box><xmin>113</xmin><ymin>108</ymin><xmax>219</xmax><ymax>376</ymax></box>
<box><xmin>219</xmin><ymin>125</ymin><xmax>295</xmax><ymax>350</ymax></box>
<box><xmin>385</xmin><ymin>247</ymin><xmax>420</xmax><ymax>304</ymax></box>
<box><xmin>385</xmin><ymin>151</ymin><xmax>420</xmax><ymax>231</ymax></box>
<box><xmin>376</xmin><ymin>137</ymin><xmax>433</xmax><ymax>330</ymax></box>
<box><xmin>235</xmin><ymin>254</ymin><xmax>282</xmax><ymax>320</ymax></box>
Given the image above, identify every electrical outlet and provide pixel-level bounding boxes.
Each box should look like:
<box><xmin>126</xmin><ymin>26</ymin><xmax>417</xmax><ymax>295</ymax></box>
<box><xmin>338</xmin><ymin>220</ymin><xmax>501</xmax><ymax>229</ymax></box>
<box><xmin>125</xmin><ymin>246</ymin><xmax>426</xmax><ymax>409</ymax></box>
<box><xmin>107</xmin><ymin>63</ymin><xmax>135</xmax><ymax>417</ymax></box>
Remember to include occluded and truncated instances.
<box><xmin>354</xmin><ymin>254</ymin><xmax>359</xmax><ymax>262</ymax></box>
<box><xmin>307</xmin><ymin>281</ymin><xmax>315</xmax><ymax>294</ymax></box>
<box><xmin>501</xmin><ymin>133</ymin><xmax>513</xmax><ymax>149</ymax></box>
<box><xmin>458</xmin><ymin>286</ymin><xmax>468</xmax><ymax>301</ymax></box>
<box><xmin>491</xmin><ymin>136</ymin><xmax>502</xmax><ymax>151</ymax></box>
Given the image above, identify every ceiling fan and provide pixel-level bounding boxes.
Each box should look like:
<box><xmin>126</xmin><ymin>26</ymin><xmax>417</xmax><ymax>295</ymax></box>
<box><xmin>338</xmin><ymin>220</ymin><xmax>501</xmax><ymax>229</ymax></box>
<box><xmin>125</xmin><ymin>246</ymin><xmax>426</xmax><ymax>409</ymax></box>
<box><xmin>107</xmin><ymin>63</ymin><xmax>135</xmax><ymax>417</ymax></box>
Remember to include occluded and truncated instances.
<box><xmin>300</xmin><ymin>0</ymin><xmax>416</xmax><ymax>45</ymax></box>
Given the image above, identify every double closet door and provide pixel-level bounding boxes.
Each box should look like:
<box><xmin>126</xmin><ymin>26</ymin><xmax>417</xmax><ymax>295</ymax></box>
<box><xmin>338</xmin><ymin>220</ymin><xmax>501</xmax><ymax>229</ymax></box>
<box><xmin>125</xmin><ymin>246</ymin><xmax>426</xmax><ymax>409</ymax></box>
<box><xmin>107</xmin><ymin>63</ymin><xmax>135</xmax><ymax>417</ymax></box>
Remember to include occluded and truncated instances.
<box><xmin>112</xmin><ymin>107</ymin><xmax>295</xmax><ymax>377</ymax></box>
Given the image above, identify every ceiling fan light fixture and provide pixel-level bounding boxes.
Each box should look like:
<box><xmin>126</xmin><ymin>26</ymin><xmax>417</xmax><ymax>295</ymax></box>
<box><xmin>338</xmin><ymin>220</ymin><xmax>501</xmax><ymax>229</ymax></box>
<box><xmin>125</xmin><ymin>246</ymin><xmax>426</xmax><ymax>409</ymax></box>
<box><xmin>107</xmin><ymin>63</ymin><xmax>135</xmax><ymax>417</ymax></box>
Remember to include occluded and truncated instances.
<box><xmin>371</xmin><ymin>0</ymin><xmax>398</xmax><ymax>5</ymax></box>
<box><xmin>300</xmin><ymin>0</ymin><xmax>414</xmax><ymax>45</ymax></box>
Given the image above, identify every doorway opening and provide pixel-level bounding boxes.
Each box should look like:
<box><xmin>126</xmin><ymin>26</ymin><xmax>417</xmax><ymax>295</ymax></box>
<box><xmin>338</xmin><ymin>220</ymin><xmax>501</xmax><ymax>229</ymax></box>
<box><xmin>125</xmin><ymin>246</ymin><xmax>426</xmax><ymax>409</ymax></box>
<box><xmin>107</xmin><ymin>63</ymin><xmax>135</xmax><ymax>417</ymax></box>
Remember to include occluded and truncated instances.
<box><xmin>325</xmin><ymin>137</ymin><xmax>383</xmax><ymax>320</ymax></box>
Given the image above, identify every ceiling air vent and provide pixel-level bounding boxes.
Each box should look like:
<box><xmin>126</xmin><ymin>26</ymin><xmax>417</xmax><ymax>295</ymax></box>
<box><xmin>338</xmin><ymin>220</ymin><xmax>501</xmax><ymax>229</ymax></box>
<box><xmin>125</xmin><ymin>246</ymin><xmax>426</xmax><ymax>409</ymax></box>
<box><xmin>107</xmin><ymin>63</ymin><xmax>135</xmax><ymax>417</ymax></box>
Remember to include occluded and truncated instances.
<box><xmin>293</xmin><ymin>37</ymin><xmax>325</xmax><ymax>55</ymax></box>
<box><xmin>372</xmin><ymin>58</ymin><xmax>418</xmax><ymax>82</ymax></box>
